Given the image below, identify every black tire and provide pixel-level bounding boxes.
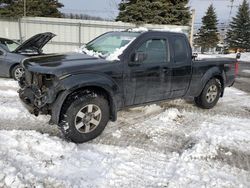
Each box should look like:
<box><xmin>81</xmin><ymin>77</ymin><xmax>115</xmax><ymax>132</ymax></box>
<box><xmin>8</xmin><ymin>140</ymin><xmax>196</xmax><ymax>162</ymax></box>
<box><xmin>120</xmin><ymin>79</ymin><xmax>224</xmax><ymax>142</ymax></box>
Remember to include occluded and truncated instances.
<box><xmin>11</xmin><ymin>65</ymin><xmax>24</xmax><ymax>81</ymax></box>
<box><xmin>60</xmin><ymin>93</ymin><xmax>109</xmax><ymax>143</ymax></box>
<box><xmin>194</xmin><ymin>78</ymin><xmax>221</xmax><ymax>109</ymax></box>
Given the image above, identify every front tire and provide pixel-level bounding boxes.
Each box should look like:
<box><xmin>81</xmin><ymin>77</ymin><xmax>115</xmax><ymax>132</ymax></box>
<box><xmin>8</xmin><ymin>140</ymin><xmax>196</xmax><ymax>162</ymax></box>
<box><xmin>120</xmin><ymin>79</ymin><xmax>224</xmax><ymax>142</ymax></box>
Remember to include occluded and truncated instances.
<box><xmin>11</xmin><ymin>65</ymin><xmax>24</xmax><ymax>81</ymax></box>
<box><xmin>194</xmin><ymin>78</ymin><xmax>221</xmax><ymax>109</ymax></box>
<box><xmin>60</xmin><ymin>93</ymin><xmax>110</xmax><ymax>143</ymax></box>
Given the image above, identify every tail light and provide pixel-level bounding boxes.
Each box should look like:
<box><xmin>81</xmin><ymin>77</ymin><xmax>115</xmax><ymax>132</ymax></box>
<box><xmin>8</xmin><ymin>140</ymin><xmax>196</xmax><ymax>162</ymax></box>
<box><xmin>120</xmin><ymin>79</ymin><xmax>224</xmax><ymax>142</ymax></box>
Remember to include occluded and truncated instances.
<box><xmin>235</xmin><ymin>62</ymin><xmax>239</xmax><ymax>76</ymax></box>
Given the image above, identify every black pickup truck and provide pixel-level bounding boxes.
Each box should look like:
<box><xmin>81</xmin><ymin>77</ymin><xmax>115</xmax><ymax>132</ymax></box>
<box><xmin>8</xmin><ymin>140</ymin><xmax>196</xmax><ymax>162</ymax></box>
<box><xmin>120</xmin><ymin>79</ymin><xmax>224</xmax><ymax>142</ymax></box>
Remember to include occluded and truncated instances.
<box><xmin>19</xmin><ymin>31</ymin><xmax>238</xmax><ymax>143</ymax></box>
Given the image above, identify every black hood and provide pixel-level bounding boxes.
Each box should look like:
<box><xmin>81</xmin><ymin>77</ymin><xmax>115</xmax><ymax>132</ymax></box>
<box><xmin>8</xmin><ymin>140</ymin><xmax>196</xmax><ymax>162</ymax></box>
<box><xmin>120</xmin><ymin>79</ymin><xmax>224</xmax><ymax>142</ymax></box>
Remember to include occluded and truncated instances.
<box><xmin>13</xmin><ymin>32</ymin><xmax>55</xmax><ymax>53</ymax></box>
<box><xmin>22</xmin><ymin>53</ymin><xmax>109</xmax><ymax>76</ymax></box>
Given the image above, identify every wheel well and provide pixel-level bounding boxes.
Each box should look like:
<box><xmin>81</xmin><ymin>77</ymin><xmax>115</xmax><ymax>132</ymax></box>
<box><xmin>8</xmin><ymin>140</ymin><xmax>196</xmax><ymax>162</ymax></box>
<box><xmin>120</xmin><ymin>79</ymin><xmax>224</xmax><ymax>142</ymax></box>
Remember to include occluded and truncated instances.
<box><xmin>213</xmin><ymin>75</ymin><xmax>224</xmax><ymax>88</ymax></box>
<box><xmin>59</xmin><ymin>86</ymin><xmax>114</xmax><ymax>124</ymax></box>
<box><xmin>9</xmin><ymin>63</ymin><xmax>19</xmax><ymax>78</ymax></box>
<box><xmin>207</xmin><ymin>75</ymin><xmax>224</xmax><ymax>97</ymax></box>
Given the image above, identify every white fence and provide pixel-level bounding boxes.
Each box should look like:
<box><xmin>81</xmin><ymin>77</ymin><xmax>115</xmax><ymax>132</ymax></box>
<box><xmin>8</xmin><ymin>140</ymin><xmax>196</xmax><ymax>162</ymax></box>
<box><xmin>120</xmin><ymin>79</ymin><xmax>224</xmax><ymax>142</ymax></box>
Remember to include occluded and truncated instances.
<box><xmin>0</xmin><ymin>17</ymin><xmax>190</xmax><ymax>53</ymax></box>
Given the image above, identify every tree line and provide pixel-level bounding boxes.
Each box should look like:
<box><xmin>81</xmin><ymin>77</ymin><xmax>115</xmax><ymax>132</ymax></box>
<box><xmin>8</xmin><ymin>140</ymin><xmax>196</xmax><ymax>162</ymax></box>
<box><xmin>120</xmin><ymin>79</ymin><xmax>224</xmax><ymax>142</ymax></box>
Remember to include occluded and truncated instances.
<box><xmin>0</xmin><ymin>0</ymin><xmax>249</xmax><ymax>52</ymax></box>
<box><xmin>0</xmin><ymin>0</ymin><xmax>63</xmax><ymax>18</ymax></box>
<box><xmin>0</xmin><ymin>0</ymin><xmax>191</xmax><ymax>24</ymax></box>
<box><xmin>194</xmin><ymin>0</ymin><xmax>250</xmax><ymax>53</ymax></box>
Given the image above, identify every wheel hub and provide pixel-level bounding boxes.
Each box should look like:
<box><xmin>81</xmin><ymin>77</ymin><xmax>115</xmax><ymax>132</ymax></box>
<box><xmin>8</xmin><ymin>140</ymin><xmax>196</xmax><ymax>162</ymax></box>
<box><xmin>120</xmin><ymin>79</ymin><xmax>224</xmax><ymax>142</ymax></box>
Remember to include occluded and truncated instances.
<box><xmin>74</xmin><ymin>104</ymin><xmax>102</xmax><ymax>133</ymax></box>
<box><xmin>83</xmin><ymin>113</ymin><xmax>93</xmax><ymax>123</ymax></box>
<box><xmin>15</xmin><ymin>67</ymin><xmax>24</xmax><ymax>80</ymax></box>
<box><xmin>206</xmin><ymin>85</ymin><xmax>218</xmax><ymax>103</ymax></box>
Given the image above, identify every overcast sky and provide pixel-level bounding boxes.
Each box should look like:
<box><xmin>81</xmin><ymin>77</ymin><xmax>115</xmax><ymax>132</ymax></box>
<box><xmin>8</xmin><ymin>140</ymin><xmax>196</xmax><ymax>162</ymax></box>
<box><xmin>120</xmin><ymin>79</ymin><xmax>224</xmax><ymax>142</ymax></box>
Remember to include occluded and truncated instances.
<box><xmin>59</xmin><ymin>0</ymin><xmax>247</xmax><ymax>27</ymax></box>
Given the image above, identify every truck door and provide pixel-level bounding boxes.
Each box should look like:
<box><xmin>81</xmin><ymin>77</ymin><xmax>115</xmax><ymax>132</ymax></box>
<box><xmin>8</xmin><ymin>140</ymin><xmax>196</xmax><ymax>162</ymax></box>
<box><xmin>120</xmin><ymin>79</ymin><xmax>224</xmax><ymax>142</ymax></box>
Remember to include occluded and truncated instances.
<box><xmin>170</xmin><ymin>35</ymin><xmax>192</xmax><ymax>97</ymax></box>
<box><xmin>124</xmin><ymin>37</ymin><xmax>172</xmax><ymax>106</ymax></box>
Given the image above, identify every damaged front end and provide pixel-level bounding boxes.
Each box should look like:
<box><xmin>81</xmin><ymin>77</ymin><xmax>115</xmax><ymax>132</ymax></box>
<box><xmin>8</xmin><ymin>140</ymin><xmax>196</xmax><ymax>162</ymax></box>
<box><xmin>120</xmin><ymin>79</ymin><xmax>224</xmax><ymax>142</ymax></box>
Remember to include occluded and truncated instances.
<box><xmin>18</xmin><ymin>70</ymin><xmax>59</xmax><ymax>116</ymax></box>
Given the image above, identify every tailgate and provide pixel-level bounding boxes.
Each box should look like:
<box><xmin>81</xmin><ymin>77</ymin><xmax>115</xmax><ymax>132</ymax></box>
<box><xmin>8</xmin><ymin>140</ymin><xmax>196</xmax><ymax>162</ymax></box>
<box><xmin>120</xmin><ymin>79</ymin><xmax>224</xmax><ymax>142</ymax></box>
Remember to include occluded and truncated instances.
<box><xmin>224</xmin><ymin>61</ymin><xmax>238</xmax><ymax>87</ymax></box>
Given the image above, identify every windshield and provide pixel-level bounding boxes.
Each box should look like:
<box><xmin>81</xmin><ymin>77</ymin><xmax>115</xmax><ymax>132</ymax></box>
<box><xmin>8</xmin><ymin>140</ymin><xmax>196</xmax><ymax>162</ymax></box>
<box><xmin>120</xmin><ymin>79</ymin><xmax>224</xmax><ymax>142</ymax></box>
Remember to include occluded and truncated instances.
<box><xmin>0</xmin><ymin>39</ymin><xmax>20</xmax><ymax>52</ymax></box>
<box><xmin>85</xmin><ymin>32</ymin><xmax>140</xmax><ymax>55</ymax></box>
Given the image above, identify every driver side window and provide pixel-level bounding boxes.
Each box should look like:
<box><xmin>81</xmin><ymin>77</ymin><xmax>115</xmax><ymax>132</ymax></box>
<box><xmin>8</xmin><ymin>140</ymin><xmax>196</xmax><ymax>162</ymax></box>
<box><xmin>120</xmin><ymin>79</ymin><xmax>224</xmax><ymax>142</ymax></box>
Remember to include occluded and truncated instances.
<box><xmin>136</xmin><ymin>39</ymin><xmax>169</xmax><ymax>64</ymax></box>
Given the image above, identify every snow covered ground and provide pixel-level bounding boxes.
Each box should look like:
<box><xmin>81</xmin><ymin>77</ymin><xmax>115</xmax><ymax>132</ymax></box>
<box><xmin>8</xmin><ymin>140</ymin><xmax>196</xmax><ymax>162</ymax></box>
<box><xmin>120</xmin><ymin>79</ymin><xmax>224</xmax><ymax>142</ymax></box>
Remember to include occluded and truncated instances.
<box><xmin>0</xmin><ymin>79</ymin><xmax>250</xmax><ymax>188</ymax></box>
<box><xmin>197</xmin><ymin>52</ymin><xmax>250</xmax><ymax>62</ymax></box>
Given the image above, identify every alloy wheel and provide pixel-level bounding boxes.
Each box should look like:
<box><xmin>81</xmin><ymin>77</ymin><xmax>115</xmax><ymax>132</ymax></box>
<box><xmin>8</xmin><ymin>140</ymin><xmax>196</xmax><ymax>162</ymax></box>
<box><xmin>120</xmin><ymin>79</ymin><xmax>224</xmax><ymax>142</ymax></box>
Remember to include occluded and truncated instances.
<box><xmin>206</xmin><ymin>85</ymin><xmax>218</xmax><ymax>103</ymax></box>
<box><xmin>74</xmin><ymin>104</ymin><xmax>102</xmax><ymax>133</ymax></box>
<box><xmin>14</xmin><ymin>67</ymin><xmax>24</xmax><ymax>81</ymax></box>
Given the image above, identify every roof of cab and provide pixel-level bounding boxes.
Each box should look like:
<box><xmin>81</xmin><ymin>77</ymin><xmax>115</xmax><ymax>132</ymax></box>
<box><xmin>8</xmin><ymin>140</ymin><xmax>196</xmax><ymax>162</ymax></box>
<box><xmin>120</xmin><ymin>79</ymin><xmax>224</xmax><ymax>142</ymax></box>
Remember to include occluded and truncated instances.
<box><xmin>121</xmin><ymin>29</ymin><xmax>186</xmax><ymax>36</ymax></box>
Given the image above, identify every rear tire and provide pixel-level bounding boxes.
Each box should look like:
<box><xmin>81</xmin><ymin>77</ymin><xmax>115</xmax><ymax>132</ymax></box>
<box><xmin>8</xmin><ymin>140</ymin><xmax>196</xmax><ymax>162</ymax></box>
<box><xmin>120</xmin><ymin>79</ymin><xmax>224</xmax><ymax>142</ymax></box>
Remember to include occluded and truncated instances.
<box><xmin>60</xmin><ymin>93</ymin><xmax>109</xmax><ymax>143</ymax></box>
<box><xmin>194</xmin><ymin>78</ymin><xmax>221</xmax><ymax>109</ymax></box>
<box><xmin>11</xmin><ymin>65</ymin><xmax>24</xmax><ymax>81</ymax></box>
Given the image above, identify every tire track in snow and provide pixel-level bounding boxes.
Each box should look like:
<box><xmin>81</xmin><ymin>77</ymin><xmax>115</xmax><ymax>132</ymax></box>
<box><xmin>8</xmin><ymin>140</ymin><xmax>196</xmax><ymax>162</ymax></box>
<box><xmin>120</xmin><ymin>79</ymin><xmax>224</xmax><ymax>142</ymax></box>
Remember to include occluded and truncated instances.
<box><xmin>0</xmin><ymin>79</ymin><xmax>250</xmax><ymax>187</ymax></box>
<box><xmin>93</xmin><ymin>107</ymin><xmax>198</xmax><ymax>155</ymax></box>
<box><xmin>0</xmin><ymin>79</ymin><xmax>250</xmax><ymax>174</ymax></box>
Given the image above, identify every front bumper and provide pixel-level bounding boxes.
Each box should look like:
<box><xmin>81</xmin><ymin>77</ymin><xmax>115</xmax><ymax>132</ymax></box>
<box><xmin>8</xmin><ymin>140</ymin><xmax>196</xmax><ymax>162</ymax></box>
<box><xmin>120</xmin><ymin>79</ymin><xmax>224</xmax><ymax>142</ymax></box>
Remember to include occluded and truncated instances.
<box><xmin>19</xmin><ymin>81</ymin><xmax>60</xmax><ymax>118</ymax></box>
<box><xmin>19</xmin><ymin>87</ymin><xmax>40</xmax><ymax>116</ymax></box>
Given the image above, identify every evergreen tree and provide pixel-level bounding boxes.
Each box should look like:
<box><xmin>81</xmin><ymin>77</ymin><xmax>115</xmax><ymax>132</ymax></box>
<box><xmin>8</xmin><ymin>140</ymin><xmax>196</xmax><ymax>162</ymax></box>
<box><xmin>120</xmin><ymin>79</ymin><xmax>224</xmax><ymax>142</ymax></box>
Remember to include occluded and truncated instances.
<box><xmin>226</xmin><ymin>0</ymin><xmax>250</xmax><ymax>51</ymax></box>
<box><xmin>0</xmin><ymin>0</ymin><xmax>63</xmax><ymax>18</ymax></box>
<box><xmin>194</xmin><ymin>4</ymin><xmax>219</xmax><ymax>53</ymax></box>
<box><xmin>116</xmin><ymin>0</ymin><xmax>191</xmax><ymax>25</ymax></box>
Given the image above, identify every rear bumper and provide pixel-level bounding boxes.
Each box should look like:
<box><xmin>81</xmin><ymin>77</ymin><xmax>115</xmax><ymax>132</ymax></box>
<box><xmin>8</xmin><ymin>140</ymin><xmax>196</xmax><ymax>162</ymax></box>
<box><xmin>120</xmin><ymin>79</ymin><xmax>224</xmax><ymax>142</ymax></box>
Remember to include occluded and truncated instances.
<box><xmin>228</xmin><ymin>80</ymin><xmax>235</xmax><ymax>87</ymax></box>
<box><xmin>225</xmin><ymin>74</ymin><xmax>235</xmax><ymax>87</ymax></box>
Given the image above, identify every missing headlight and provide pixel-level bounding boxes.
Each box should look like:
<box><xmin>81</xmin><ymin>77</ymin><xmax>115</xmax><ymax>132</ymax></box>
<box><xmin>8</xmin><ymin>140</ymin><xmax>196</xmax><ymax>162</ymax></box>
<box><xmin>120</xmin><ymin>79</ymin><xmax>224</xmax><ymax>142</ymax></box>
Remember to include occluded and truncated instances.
<box><xmin>42</xmin><ymin>74</ymin><xmax>56</xmax><ymax>88</ymax></box>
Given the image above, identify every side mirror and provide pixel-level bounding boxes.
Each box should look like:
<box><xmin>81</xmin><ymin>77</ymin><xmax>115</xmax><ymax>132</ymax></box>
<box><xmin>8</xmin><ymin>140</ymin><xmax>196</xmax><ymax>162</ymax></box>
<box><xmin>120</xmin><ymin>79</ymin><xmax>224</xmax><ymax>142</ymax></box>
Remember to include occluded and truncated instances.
<box><xmin>131</xmin><ymin>52</ymin><xmax>147</xmax><ymax>63</ymax></box>
<box><xmin>236</xmin><ymin>53</ymin><xmax>241</xmax><ymax>60</ymax></box>
<box><xmin>0</xmin><ymin>50</ymin><xmax>4</xmax><ymax>56</ymax></box>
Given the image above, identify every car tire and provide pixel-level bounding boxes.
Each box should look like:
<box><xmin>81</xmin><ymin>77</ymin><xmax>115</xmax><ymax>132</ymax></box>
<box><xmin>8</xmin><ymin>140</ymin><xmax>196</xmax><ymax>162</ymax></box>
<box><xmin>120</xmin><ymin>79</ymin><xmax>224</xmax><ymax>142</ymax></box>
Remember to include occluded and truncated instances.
<box><xmin>194</xmin><ymin>78</ymin><xmax>221</xmax><ymax>109</ymax></box>
<box><xmin>60</xmin><ymin>93</ymin><xmax>110</xmax><ymax>143</ymax></box>
<box><xmin>11</xmin><ymin>65</ymin><xmax>24</xmax><ymax>81</ymax></box>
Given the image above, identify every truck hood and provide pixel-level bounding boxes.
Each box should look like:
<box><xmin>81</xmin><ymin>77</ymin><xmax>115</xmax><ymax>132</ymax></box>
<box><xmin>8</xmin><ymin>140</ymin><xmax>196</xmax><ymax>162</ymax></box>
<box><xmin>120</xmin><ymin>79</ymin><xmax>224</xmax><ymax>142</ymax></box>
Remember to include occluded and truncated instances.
<box><xmin>22</xmin><ymin>52</ymin><xmax>110</xmax><ymax>76</ymax></box>
<box><xmin>14</xmin><ymin>32</ymin><xmax>55</xmax><ymax>53</ymax></box>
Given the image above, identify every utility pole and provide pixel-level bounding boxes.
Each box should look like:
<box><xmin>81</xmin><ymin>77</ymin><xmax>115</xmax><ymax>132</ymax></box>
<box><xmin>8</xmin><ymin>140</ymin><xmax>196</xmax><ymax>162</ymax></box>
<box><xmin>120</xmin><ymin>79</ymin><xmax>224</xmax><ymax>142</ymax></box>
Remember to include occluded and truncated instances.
<box><xmin>227</xmin><ymin>0</ymin><xmax>239</xmax><ymax>21</ymax></box>
<box><xmin>190</xmin><ymin>9</ymin><xmax>196</xmax><ymax>48</ymax></box>
<box><xmin>24</xmin><ymin>0</ymin><xmax>26</xmax><ymax>17</ymax></box>
<box><xmin>228</xmin><ymin>0</ymin><xmax>234</xmax><ymax>19</ymax></box>
<box><xmin>23</xmin><ymin>0</ymin><xmax>27</xmax><ymax>43</ymax></box>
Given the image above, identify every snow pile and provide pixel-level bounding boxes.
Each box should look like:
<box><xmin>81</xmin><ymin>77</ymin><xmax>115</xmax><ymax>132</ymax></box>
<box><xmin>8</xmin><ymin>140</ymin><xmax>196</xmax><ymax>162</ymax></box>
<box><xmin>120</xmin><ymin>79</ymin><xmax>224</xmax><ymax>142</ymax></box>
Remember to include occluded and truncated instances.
<box><xmin>127</xmin><ymin>27</ymin><xmax>148</xmax><ymax>32</ymax></box>
<box><xmin>0</xmin><ymin>79</ymin><xmax>18</xmax><ymax>88</ymax></box>
<box><xmin>127</xmin><ymin>27</ymin><xmax>184</xmax><ymax>33</ymax></box>
<box><xmin>182</xmin><ymin>139</ymin><xmax>218</xmax><ymax>160</ymax></box>
<box><xmin>155</xmin><ymin>108</ymin><xmax>182</xmax><ymax>122</ymax></box>
<box><xmin>240</xmin><ymin>52</ymin><xmax>250</xmax><ymax>62</ymax></box>
<box><xmin>128</xmin><ymin>27</ymin><xmax>184</xmax><ymax>33</ymax></box>
<box><xmin>76</xmin><ymin>46</ymin><xmax>103</xmax><ymax>58</ymax></box>
<box><xmin>0</xmin><ymin>130</ymin><xmax>249</xmax><ymax>188</ymax></box>
<box><xmin>0</xmin><ymin>78</ymin><xmax>250</xmax><ymax>187</ymax></box>
<box><xmin>78</xmin><ymin>39</ymin><xmax>135</xmax><ymax>61</ymax></box>
<box><xmin>0</xmin><ymin>90</ymin><xmax>18</xmax><ymax>97</ymax></box>
<box><xmin>0</xmin><ymin>130</ymin><xmax>87</xmax><ymax>187</ymax></box>
<box><xmin>197</xmin><ymin>52</ymin><xmax>250</xmax><ymax>62</ymax></box>
<box><xmin>197</xmin><ymin>54</ymin><xmax>236</xmax><ymax>60</ymax></box>
<box><xmin>152</xmin><ymin>27</ymin><xmax>184</xmax><ymax>33</ymax></box>
<box><xmin>105</xmin><ymin>40</ymin><xmax>134</xmax><ymax>61</ymax></box>
<box><xmin>195</xmin><ymin>118</ymin><xmax>250</xmax><ymax>152</ymax></box>
<box><xmin>140</xmin><ymin>104</ymin><xmax>162</xmax><ymax>114</ymax></box>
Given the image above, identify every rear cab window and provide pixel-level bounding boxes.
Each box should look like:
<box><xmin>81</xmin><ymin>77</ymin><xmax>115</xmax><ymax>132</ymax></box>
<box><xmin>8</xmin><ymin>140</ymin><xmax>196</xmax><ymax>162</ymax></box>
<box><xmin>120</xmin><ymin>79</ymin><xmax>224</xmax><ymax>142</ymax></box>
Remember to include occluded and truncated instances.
<box><xmin>172</xmin><ymin>35</ymin><xmax>190</xmax><ymax>64</ymax></box>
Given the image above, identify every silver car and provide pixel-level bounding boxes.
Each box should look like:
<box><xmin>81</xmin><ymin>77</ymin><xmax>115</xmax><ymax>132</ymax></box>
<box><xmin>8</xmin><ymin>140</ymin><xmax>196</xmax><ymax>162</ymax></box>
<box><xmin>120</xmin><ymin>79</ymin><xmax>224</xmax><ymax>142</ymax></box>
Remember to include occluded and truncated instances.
<box><xmin>0</xmin><ymin>32</ymin><xmax>55</xmax><ymax>80</ymax></box>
